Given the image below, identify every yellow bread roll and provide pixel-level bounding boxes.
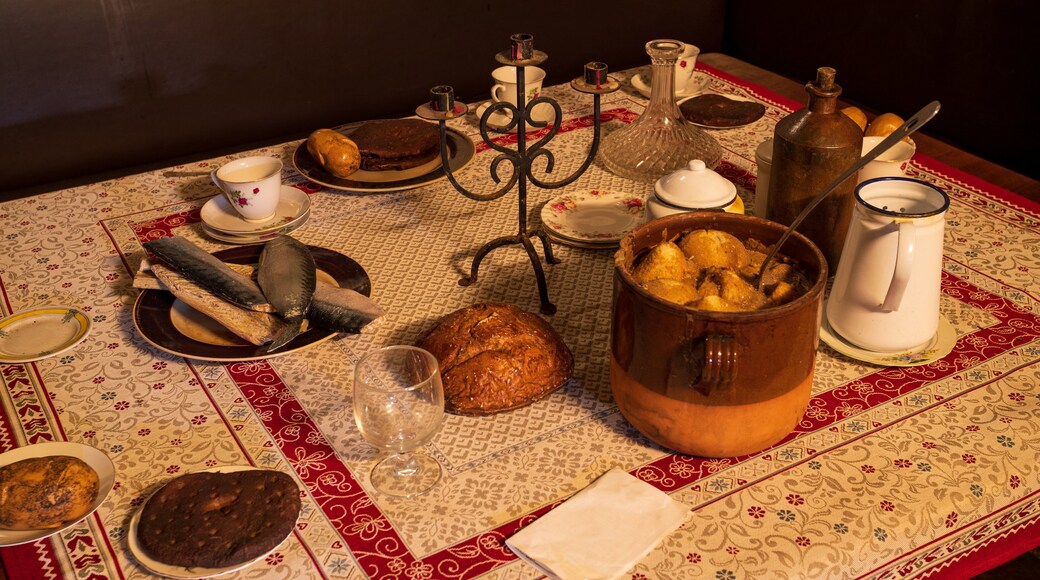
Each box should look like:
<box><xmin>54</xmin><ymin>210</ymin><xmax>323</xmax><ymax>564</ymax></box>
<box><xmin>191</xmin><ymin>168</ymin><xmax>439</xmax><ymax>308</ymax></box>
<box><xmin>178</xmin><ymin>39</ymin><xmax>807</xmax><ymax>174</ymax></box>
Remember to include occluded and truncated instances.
<box><xmin>841</xmin><ymin>106</ymin><xmax>867</xmax><ymax>132</ymax></box>
<box><xmin>306</xmin><ymin>129</ymin><xmax>361</xmax><ymax>178</ymax></box>
<box><xmin>865</xmin><ymin>112</ymin><xmax>904</xmax><ymax>137</ymax></box>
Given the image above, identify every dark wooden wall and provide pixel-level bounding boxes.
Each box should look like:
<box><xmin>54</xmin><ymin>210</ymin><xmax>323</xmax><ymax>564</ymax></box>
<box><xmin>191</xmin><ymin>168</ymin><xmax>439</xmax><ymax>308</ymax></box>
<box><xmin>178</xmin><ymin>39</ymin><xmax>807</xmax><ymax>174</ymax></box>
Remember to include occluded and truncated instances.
<box><xmin>723</xmin><ymin>0</ymin><xmax>1036</xmax><ymax>181</ymax></box>
<box><xmin>0</xmin><ymin>0</ymin><xmax>725</xmax><ymax>198</ymax></box>
<box><xmin>2</xmin><ymin>0</ymin><xmax>1033</xmax><ymax>200</ymax></box>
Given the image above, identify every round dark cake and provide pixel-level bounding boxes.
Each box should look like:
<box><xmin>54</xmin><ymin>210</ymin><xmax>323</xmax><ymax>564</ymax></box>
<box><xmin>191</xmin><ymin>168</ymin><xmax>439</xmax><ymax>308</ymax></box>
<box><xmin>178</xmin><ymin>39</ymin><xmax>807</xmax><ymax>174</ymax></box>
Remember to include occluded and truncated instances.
<box><xmin>349</xmin><ymin>118</ymin><xmax>440</xmax><ymax>171</ymax></box>
<box><xmin>136</xmin><ymin>469</ymin><xmax>301</xmax><ymax>569</ymax></box>
<box><xmin>679</xmin><ymin>94</ymin><xmax>766</xmax><ymax>127</ymax></box>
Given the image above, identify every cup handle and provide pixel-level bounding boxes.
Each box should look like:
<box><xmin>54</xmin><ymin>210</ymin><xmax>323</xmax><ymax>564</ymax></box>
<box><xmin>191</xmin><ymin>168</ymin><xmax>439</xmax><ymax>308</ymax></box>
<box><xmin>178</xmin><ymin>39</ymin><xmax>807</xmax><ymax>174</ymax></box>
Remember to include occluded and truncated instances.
<box><xmin>881</xmin><ymin>220</ymin><xmax>915</xmax><ymax>311</ymax></box>
<box><xmin>491</xmin><ymin>84</ymin><xmax>506</xmax><ymax>103</ymax></box>
<box><xmin>210</xmin><ymin>170</ymin><xmax>224</xmax><ymax>193</ymax></box>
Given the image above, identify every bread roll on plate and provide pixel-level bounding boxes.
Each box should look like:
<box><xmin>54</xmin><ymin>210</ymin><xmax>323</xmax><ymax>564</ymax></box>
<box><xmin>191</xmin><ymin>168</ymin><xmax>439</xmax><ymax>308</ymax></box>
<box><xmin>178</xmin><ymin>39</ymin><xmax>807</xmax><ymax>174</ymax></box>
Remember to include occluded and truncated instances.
<box><xmin>306</xmin><ymin>129</ymin><xmax>361</xmax><ymax>178</ymax></box>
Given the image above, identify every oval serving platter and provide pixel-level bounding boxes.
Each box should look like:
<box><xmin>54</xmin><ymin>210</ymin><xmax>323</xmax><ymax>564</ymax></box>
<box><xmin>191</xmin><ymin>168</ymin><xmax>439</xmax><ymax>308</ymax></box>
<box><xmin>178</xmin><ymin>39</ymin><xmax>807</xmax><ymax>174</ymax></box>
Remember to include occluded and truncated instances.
<box><xmin>292</xmin><ymin>122</ymin><xmax>475</xmax><ymax>193</ymax></box>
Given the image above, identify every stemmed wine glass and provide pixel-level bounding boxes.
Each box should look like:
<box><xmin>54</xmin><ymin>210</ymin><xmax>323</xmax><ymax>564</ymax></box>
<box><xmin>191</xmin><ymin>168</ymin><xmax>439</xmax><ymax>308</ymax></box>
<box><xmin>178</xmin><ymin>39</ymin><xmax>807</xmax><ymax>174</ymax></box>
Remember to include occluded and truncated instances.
<box><xmin>353</xmin><ymin>346</ymin><xmax>445</xmax><ymax>497</ymax></box>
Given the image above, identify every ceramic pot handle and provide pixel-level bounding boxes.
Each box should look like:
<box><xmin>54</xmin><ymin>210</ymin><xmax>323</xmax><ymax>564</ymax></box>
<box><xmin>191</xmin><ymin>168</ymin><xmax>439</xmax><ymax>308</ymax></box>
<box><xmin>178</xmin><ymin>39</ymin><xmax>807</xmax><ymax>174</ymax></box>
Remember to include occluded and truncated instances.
<box><xmin>881</xmin><ymin>220</ymin><xmax>915</xmax><ymax>311</ymax></box>
<box><xmin>692</xmin><ymin>334</ymin><xmax>737</xmax><ymax>396</ymax></box>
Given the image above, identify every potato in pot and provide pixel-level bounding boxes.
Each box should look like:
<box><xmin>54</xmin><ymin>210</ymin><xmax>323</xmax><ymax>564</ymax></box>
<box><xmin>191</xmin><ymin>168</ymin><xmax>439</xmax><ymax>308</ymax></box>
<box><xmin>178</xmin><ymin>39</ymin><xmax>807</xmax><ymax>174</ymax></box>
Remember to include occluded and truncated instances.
<box><xmin>306</xmin><ymin>128</ymin><xmax>361</xmax><ymax>178</ymax></box>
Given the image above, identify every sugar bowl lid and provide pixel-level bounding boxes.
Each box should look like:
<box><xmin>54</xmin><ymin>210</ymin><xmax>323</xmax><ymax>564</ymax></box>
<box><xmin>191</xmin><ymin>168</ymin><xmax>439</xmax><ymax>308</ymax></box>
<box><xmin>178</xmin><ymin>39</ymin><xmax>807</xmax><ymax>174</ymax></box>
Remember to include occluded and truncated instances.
<box><xmin>654</xmin><ymin>159</ymin><xmax>737</xmax><ymax>209</ymax></box>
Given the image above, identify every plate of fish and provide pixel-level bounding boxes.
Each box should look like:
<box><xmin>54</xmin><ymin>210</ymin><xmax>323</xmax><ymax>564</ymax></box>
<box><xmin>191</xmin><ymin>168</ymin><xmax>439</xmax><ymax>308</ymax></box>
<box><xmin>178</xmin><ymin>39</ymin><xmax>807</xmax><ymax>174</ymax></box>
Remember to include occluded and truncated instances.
<box><xmin>133</xmin><ymin>237</ymin><xmax>383</xmax><ymax>361</ymax></box>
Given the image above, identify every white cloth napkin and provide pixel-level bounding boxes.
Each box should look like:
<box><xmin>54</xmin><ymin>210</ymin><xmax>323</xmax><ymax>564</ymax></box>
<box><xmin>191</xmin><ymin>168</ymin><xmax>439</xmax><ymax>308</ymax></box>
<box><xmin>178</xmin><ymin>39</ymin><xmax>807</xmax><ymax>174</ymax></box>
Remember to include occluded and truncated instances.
<box><xmin>506</xmin><ymin>468</ymin><xmax>690</xmax><ymax>580</ymax></box>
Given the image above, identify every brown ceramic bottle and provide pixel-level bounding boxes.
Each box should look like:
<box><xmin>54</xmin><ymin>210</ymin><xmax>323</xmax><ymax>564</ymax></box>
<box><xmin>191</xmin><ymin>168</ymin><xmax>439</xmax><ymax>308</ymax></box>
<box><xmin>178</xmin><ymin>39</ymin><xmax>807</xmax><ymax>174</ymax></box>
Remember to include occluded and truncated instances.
<box><xmin>767</xmin><ymin>67</ymin><xmax>862</xmax><ymax>271</ymax></box>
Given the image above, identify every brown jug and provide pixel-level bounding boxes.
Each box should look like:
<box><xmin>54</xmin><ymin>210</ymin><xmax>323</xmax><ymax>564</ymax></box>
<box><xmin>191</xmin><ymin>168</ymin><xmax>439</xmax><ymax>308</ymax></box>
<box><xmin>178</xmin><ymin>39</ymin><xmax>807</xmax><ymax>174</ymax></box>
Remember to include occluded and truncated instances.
<box><xmin>767</xmin><ymin>67</ymin><xmax>862</xmax><ymax>271</ymax></box>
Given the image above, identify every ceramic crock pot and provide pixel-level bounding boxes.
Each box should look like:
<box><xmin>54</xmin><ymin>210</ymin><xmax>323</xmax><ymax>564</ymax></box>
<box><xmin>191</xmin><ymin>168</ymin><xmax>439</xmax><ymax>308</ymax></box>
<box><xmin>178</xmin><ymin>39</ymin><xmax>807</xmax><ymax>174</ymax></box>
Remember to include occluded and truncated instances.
<box><xmin>611</xmin><ymin>212</ymin><xmax>827</xmax><ymax>457</ymax></box>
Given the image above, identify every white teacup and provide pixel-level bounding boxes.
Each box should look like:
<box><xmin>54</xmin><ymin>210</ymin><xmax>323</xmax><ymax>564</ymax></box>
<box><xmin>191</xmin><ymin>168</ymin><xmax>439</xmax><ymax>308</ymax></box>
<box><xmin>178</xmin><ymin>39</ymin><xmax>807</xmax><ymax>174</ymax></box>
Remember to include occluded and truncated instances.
<box><xmin>211</xmin><ymin>156</ymin><xmax>283</xmax><ymax>222</ymax></box>
<box><xmin>491</xmin><ymin>66</ymin><xmax>546</xmax><ymax>107</ymax></box>
<box><xmin>675</xmin><ymin>43</ymin><xmax>700</xmax><ymax>92</ymax></box>
<box><xmin>858</xmin><ymin>136</ymin><xmax>916</xmax><ymax>183</ymax></box>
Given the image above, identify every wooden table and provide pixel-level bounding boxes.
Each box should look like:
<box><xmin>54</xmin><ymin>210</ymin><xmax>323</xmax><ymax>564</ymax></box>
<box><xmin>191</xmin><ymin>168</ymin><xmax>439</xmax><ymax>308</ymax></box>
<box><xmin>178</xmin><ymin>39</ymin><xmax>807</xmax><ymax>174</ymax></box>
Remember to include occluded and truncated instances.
<box><xmin>1</xmin><ymin>55</ymin><xmax>1038</xmax><ymax>579</ymax></box>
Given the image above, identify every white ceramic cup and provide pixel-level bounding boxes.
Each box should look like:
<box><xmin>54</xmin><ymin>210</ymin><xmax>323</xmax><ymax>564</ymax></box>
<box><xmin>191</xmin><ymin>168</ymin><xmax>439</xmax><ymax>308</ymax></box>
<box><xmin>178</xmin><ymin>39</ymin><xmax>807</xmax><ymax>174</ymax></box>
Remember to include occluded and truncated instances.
<box><xmin>491</xmin><ymin>66</ymin><xmax>546</xmax><ymax>107</ymax></box>
<box><xmin>675</xmin><ymin>43</ymin><xmax>701</xmax><ymax>92</ymax></box>
<box><xmin>858</xmin><ymin>136</ymin><xmax>916</xmax><ymax>183</ymax></box>
<box><xmin>211</xmin><ymin>156</ymin><xmax>283</xmax><ymax>222</ymax></box>
<box><xmin>826</xmin><ymin>177</ymin><xmax>950</xmax><ymax>353</ymax></box>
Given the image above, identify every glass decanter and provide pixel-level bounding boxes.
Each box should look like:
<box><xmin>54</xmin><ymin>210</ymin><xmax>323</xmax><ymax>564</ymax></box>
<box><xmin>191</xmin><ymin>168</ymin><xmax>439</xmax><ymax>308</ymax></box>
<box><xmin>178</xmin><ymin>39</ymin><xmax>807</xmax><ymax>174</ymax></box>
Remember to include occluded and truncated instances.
<box><xmin>599</xmin><ymin>39</ymin><xmax>723</xmax><ymax>182</ymax></box>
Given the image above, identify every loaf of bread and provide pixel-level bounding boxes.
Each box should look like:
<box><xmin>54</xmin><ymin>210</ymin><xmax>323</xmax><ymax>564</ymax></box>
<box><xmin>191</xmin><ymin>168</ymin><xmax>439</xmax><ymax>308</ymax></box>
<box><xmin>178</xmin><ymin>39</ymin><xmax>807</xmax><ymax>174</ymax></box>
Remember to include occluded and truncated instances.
<box><xmin>416</xmin><ymin>303</ymin><xmax>573</xmax><ymax>415</ymax></box>
<box><xmin>0</xmin><ymin>455</ymin><xmax>99</xmax><ymax>530</ymax></box>
<box><xmin>306</xmin><ymin>128</ymin><xmax>361</xmax><ymax>178</ymax></box>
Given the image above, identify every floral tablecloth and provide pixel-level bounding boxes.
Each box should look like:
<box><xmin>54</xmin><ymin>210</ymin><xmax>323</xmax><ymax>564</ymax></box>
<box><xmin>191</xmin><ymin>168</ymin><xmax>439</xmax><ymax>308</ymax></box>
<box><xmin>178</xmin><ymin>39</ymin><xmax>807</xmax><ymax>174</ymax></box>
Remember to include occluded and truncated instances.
<box><xmin>1</xmin><ymin>61</ymin><xmax>1038</xmax><ymax>579</ymax></box>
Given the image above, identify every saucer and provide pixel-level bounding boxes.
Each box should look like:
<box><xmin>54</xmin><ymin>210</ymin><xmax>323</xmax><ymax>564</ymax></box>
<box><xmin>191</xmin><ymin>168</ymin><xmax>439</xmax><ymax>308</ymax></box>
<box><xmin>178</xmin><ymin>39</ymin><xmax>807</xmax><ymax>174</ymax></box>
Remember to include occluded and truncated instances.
<box><xmin>201</xmin><ymin>210</ymin><xmax>309</xmax><ymax>245</ymax></box>
<box><xmin>541</xmin><ymin>190</ymin><xmax>646</xmax><ymax>244</ymax></box>
<box><xmin>631</xmin><ymin>72</ymin><xmax>710</xmax><ymax>99</ymax></box>
<box><xmin>0</xmin><ymin>306</ymin><xmax>92</xmax><ymax>363</ymax></box>
<box><xmin>819</xmin><ymin>308</ymin><xmax>956</xmax><ymax>367</ymax></box>
<box><xmin>474</xmin><ymin>101</ymin><xmax>555</xmax><ymax>134</ymax></box>
<box><xmin>201</xmin><ymin>186</ymin><xmax>311</xmax><ymax>235</ymax></box>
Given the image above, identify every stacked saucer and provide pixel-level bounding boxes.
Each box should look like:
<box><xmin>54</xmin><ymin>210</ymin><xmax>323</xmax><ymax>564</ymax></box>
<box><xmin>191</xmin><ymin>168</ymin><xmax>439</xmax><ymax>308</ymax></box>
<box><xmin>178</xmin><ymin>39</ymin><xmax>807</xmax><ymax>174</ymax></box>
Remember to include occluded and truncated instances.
<box><xmin>201</xmin><ymin>186</ymin><xmax>312</xmax><ymax>244</ymax></box>
<box><xmin>540</xmin><ymin>189</ymin><xmax>647</xmax><ymax>249</ymax></box>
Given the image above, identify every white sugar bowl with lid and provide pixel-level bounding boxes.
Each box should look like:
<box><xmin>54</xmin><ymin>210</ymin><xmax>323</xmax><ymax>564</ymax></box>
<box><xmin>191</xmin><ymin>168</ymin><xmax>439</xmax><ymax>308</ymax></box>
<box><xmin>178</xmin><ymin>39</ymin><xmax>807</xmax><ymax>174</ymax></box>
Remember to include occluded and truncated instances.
<box><xmin>647</xmin><ymin>159</ymin><xmax>744</xmax><ymax>219</ymax></box>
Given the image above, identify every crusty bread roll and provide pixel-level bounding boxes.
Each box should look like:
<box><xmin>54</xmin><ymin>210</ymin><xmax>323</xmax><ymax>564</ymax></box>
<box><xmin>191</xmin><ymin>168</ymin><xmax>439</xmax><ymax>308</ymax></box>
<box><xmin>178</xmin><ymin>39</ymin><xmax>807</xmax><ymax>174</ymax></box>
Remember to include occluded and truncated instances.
<box><xmin>306</xmin><ymin>128</ymin><xmax>361</xmax><ymax>178</ymax></box>
<box><xmin>0</xmin><ymin>455</ymin><xmax>99</xmax><ymax>529</ymax></box>
<box><xmin>416</xmin><ymin>303</ymin><xmax>573</xmax><ymax>416</ymax></box>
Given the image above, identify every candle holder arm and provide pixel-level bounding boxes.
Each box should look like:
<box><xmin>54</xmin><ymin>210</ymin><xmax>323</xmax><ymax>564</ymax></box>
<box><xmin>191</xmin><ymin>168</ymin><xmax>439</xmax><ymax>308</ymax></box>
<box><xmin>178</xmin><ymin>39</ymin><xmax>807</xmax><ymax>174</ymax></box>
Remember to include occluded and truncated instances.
<box><xmin>526</xmin><ymin>95</ymin><xmax>603</xmax><ymax>190</ymax></box>
<box><xmin>436</xmin><ymin>120</ymin><xmax>516</xmax><ymax>202</ymax></box>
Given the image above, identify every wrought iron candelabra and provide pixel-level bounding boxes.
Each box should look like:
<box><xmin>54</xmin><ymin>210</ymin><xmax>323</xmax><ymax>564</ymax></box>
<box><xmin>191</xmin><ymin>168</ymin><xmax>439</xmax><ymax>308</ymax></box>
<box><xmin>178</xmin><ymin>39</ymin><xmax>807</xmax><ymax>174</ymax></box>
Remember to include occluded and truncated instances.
<box><xmin>416</xmin><ymin>33</ymin><xmax>619</xmax><ymax>315</ymax></box>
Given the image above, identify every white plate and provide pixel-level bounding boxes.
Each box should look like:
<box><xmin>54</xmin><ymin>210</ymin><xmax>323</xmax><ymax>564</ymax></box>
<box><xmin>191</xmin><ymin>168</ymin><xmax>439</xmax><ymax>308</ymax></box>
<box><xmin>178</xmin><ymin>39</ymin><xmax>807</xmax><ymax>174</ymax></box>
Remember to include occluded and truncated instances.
<box><xmin>128</xmin><ymin>466</ymin><xmax>298</xmax><ymax>578</ymax></box>
<box><xmin>0</xmin><ymin>306</ymin><xmax>92</xmax><ymax>363</ymax></box>
<box><xmin>542</xmin><ymin>227</ymin><xmax>621</xmax><ymax>250</ymax></box>
<box><xmin>631</xmin><ymin>71</ymin><xmax>710</xmax><ymax>100</ymax></box>
<box><xmin>0</xmin><ymin>442</ymin><xmax>115</xmax><ymax>546</ymax></box>
<box><xmin>820</xmin><ymin>309</ymin><xmax>956</xmax><ymax>367</ymax></box>
<box><xmin>201</xmin><ymin>209</ymin><xmax>310</xmax><ymax>245</ymax></box>
<box><xmin>474</xmin><ymin>101</ymin><xmax>556</xmax><ymax>134</ymax></box>
<box><xmin>541</xmin><ymin>190</ymin><xmax>647</xmax><ymax>244</ymax></box>
<box><xmin>201</xmin><ymin>186</ymin><xmax>311</xmax><ymax>235</ymax></box>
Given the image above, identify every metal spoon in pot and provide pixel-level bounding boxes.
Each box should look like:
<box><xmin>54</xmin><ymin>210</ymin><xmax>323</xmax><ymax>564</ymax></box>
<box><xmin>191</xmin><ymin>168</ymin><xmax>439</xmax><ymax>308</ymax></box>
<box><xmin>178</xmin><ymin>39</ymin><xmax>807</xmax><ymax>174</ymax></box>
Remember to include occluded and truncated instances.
<box><xmin>755</xmin><ymin>100</ymin><xmax>942</xmax><ymax>290</ymax></box>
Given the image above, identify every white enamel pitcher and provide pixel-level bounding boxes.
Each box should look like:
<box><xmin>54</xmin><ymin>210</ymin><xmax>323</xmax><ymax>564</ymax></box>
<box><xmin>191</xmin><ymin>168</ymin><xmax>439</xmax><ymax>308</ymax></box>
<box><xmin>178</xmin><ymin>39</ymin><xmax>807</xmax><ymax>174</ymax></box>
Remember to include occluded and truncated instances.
<box><xmin>826</xmin><ymin>177</ymin><xmax>950</xmax><ymax>352</ymax></box>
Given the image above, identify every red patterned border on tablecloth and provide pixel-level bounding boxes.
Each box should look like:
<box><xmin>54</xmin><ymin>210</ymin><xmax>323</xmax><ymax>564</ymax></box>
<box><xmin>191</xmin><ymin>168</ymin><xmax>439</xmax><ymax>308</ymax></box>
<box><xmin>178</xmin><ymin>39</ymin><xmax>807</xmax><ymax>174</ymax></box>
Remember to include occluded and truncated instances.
<box><xmin>0</xmin><ymin>358</ymin><xmax>122</xmax><ymax>579</ymax></box>
<box><xmin>216</xmin><ymin>262</ymin><xmax>1038</xmax><ymax>579</ymax></box>
<box><xmin>864</xmin><ymin>491</ymin><xmax>1040</xmax><ymax>579</ymax></box>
